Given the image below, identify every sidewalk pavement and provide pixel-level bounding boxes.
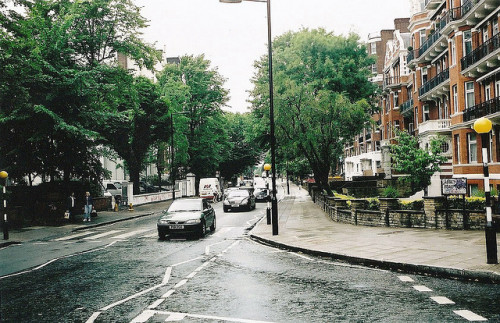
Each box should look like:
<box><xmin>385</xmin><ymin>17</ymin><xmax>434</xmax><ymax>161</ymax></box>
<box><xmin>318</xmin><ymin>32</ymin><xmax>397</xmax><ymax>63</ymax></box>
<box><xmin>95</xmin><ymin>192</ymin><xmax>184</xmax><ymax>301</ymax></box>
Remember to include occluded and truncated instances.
<box><xmin>251</xmin><ymin>183</ymin><xmax>500</xmax><ymax>283</ymax></box>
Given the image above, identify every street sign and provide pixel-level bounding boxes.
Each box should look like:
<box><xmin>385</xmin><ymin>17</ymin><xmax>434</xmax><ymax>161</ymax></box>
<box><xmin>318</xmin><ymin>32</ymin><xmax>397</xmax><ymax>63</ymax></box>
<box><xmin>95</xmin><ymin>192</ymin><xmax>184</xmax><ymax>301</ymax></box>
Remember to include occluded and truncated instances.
<box><xmin>441</xmin><ymin>178</ymin><xmax>467</xmax><ymax>195</ymax></box>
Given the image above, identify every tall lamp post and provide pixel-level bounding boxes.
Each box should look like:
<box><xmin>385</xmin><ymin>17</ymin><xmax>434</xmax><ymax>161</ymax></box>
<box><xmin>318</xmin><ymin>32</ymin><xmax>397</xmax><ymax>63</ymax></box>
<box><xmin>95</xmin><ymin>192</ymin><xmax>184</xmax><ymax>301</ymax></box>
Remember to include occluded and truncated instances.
<box><xmin>220</xmin><ymin>0</ymin><xmax>278</xmax><ymax>235</ymax></box>
<box><xmin>473</xmin><ymin>117</ymin><xmax>498</xmax><ymax>264</ymax></box>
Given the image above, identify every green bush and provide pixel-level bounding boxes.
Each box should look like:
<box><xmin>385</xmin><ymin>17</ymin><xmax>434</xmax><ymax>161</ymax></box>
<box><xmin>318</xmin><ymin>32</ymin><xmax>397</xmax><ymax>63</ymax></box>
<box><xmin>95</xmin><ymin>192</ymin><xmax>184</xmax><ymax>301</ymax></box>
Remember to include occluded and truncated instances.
<box><xmin>447</xmin><ymin>196</ymin><xmax>485</xmax><ymax>210</ymax></box>
<box><xmin>399</xmin><ymin>199</ymin><xmax>424</xmax><ymax>210</ymax></box>
<box><xmin>382</xmin><ymin>186</ymin><xmax>398</xmax><ymax>198</ymax></box>
<box><xmin>367</xmin><ymin>198</ymin><xmax>380</xmax><ymax>210</ymax></box>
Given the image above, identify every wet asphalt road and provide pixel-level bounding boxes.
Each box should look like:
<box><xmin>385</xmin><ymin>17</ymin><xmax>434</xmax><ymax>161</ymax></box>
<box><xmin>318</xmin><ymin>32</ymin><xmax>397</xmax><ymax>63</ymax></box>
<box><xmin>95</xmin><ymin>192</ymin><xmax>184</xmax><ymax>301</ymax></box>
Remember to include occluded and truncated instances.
<box><xmin>1</xmin><ymin>201</ymin><xmax>500</xmax><ymax>322</ymax></box>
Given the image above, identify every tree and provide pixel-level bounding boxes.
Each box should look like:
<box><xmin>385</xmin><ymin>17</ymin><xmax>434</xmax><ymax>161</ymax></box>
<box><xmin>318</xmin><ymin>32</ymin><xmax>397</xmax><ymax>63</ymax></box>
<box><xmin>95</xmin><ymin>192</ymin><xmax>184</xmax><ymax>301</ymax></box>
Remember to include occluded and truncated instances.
<box><xmin>158</xmin><ymin>55</ymin><xmax>229</xmax><ymax>181</ymax></box>
<box><xmin>390</xmin><ymin>128</ymin><xmax>447</xmax><ymax>196</ymax></box>
<box><xmin>250</xmin><ymin>28</ymin><xmax>377</xmax><ymax>194</ymax></box>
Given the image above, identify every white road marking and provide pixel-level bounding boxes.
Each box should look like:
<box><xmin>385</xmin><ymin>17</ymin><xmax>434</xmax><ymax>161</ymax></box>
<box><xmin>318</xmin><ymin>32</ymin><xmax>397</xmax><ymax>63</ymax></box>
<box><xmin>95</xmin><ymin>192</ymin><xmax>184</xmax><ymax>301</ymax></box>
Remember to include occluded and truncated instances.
<box><xmin>148</xmin><ymin>298</ymin><xmax>165</xmax><ymax>309</ymax></box>
<box><xmin>211</xmin><ymin>227</ymin><xmax>233</xmax><ymax>237</ymax></box>
<box><xmin>110</xmin><ymin>229</ymin><xmax>150</xmax><ymax>239</ymax></box>
<box><xmin>162</xmin><ymin>289</ymin><xmax>175</xmax><ymax>298</ymax></box>
<box><xmin>174</xmin><ymin>279</ymin><xmax>188</xmax><ymax>288</ymax></box>
<box><xmin>186</xmin><ymin>271</ymin><xmax>197</xmax><ymax>278</ymax></box>
<box><xmin>431</xmin><ymin>296</ymin><xmax>455</xmax><ymax>305</ymax></box>
<box><xmin>150</xmin><ymin>310</ymin><xmax>276</xmax><ymax>323</ymax></box>
<box><xmin>454</xmin><ymin>310</ymin><xmax>488</xmax><ymax>321</ymax></box>
<box><xmin>33</xmin><ymin>242</ymin><xmax>49</xmax><ymax>245</ymax></box>
<box><xmin>100</xmin><ymin>283</ymin><xmax>164</xmax><ymax>311</ymax></box>
<box><xmin>53</xmin><ymin>231</ymin><xmax>95</xmax><ymax>241</ymax></box>
<box><xmin>171</xmin><ymin>256</ymin><xmax>204</xmax><ymax>267</ymax></box>
<box><xmin>130</xmin><ymin>309</ymin><xmax>156</xmax><ymax>323</ymax></box>
<box><xmin>413</xmin><ymin>285</ymin><xmax>432</xmax><ymax>292</ymax></box>
<box><xmin>290</xmin><ymin>252</ymin><xmax>314</xmax><ymax>261</ymax></box>
<box><xmin>84</xmin><ymin>311</ymin><xmax>101</xmax><ymax>323</ymax></box>
<box><xmin>165</xmin><ymin>312</ymin><xmax>187</xmax><ymax>321</ymax></box>
<box><xmin>398</xmin><ymin>276</ymin><xmax>414</xmax><ymax>282</ymax></box>
<box><xmin>162</xmin><ymin>267</ymin><xmax>172</xmax><ymax>285</ymax></box>
<box><xmin>142</xmin><ymin>232</ymin><xmax>158</xmax><ymax>238</ymax></box>
<box><xmin>84</xmin><ymin>230</ymin><xmax>123</xmax><ymax>240</ymax></box>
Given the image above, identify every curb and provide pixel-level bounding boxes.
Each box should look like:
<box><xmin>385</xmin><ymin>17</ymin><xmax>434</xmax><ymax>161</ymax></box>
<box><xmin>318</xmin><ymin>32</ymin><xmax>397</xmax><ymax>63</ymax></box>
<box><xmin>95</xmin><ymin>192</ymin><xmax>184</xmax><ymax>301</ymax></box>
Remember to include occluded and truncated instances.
<box><xmin>249</xmin><ymin>234</ymin><xmax>500</xmax><ymax>284</ymax></box>
<box><xmin>72</xmin><ymin>212</ymin><xmax>156</xmax><ymax>232</ymax></box>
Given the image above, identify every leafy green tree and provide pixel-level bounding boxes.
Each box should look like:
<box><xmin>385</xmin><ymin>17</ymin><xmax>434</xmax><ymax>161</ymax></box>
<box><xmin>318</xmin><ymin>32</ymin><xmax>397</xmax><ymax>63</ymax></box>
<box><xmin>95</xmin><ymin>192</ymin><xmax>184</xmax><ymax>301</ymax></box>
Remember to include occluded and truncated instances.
<box><xmin>158</xmin><ymin>55</ymin><xmax>229</xmax><ymax>181</ymax></box>
<box><xmin>0</xmin><ymin>0</ymin><xmax>160</xmax><ymax>186</ymax></box>
<box><xmin>390</xmin><ymin>128</ymin><xmax>447</xmax><ymax>196</ymax></box>
<box><xmin>250</xmin><ymin>29</ymin><xmax>376</xmax><ymax>194</ymax></box>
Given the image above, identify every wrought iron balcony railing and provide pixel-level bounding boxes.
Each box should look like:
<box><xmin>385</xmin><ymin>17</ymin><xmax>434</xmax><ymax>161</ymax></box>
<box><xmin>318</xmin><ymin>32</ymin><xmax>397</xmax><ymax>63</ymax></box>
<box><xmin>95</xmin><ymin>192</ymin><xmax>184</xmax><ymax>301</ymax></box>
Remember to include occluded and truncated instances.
<box><xmin>383</xmin><ymin>76</ymin><xmax>401</xmax><ymax>88</ymax></box>
<box><xmin>461</xmin><ymin>32</ymin><xmax>500</xmax><ymax>71</ymax></box>
<box><xmin>418</xmin><ymin>68</ymin><xmax>449</xmax><ymax>97</ymax></box>
<box><xmin>463</xmin><ymin>96</ymin><xmax>500</xmax><ymax>122</ymax></box>
<box><xmin>400</xmin><ymin>98</ymin><xmax>414</xmax><ymax>117</ymax></box>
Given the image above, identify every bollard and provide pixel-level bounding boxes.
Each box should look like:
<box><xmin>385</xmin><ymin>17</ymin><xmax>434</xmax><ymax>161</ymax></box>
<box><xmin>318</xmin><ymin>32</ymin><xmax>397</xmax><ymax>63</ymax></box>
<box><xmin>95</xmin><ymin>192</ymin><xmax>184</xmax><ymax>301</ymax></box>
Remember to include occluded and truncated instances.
<box><xmin>128</xmin><ymin>203</ymin><xmax>134</xmax><ymax>211</ymax></box>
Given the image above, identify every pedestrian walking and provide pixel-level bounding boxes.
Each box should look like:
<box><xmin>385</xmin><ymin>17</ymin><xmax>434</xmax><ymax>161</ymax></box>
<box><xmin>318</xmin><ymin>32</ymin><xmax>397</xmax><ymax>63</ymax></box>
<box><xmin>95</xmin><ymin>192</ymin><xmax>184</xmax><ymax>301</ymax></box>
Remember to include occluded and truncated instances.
<box><xmin>83</xmin><ymin>191</ymin><xmax>93</xmax><ymax>222</ymax></box>
<box><xmin>66</xmin><ymin>192</ymin><xmax>76</xmax><ymax>222</ymax></box>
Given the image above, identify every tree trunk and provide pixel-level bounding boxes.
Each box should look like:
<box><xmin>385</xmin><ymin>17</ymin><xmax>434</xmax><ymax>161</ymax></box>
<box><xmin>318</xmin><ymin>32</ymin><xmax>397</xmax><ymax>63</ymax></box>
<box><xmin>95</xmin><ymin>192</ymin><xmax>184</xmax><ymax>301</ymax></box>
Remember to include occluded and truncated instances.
<box><xmin>129</xmin><ymin>166</ymin><xmax>141</xmax><ymax>195</ymax></box>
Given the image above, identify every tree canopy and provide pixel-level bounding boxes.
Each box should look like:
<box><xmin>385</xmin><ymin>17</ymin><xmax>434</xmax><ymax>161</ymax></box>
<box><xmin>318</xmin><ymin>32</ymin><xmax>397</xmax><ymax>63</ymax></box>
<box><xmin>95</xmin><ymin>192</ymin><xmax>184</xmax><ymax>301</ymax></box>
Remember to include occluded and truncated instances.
<box><xmin>250</xmin><ymin>28</ymin><xmax>377</xmax><ymax>194</ymax></box>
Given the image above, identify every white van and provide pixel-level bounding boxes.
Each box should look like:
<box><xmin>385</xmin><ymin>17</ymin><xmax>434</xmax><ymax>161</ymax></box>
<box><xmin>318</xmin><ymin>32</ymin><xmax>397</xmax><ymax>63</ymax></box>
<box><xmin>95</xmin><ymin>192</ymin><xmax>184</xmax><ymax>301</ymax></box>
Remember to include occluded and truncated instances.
<box><xmin>199</xmin><ymin>178</ymin><xmax>222</xmax><ymax>202</ymax></box>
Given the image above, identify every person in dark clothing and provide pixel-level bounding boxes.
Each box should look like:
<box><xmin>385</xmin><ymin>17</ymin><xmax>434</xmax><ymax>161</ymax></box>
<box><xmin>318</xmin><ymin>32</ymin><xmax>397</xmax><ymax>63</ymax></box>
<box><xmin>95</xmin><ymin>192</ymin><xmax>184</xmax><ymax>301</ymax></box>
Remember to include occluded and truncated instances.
<box><xmin>66</xmin><ymin>192</ymin><xmax>76</xmax><ymax>221</ymax></box>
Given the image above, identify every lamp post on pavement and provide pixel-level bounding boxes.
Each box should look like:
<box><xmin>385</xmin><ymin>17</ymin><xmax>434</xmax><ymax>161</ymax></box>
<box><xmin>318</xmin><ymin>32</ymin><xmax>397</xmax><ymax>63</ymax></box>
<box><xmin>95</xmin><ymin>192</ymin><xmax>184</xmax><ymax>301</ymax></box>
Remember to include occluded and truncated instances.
<box><xmin>0</xmin><ymin>171</ymin><xmax>8</xmax><ymax>240</ymax></box>
<box><xmin>170</xmin><ymin>111</ymin><xmax>189</xmax><ymax>201</ymax></box>
<box><xmin>473</xmin><ymin>117</ymin><xmax>498</xmax><ymax>264</ymax></box>
<box><xmin>220</xmin><ymin>0</ymin><xmax>278</xmax><ymax>235</ymax></box>
<box><xmin>264</xmin><ymin>163</ymin><xmax>271</xmax><ymax>225</ymax></box>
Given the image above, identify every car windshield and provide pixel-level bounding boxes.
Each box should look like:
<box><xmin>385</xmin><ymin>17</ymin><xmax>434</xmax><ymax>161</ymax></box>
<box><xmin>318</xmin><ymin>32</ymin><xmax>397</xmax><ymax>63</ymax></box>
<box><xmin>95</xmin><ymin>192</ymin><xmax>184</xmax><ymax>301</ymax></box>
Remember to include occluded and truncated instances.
<box><xmin>168</xmin><ymin>200</ymin><xmax>202</xmax><ymax>212</ymax></box>
<box><xmin>228</xmin><ymin>190</ymin><xmax>249</xmax><ymax>198</ymax></box>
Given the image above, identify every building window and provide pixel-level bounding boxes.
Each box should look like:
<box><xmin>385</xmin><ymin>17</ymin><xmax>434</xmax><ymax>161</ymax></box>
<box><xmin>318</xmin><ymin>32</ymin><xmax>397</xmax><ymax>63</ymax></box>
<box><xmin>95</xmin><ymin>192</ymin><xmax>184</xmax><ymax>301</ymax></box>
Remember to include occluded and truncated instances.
<box><xmin>453</xmin><ymin>85</ymin><xmax>458</xmax><ymax>114</ymax></box>
<box><xmin>463</xmin><ymin>31</ymin><xmax>472</xmax><ymax>56</ymax></box>
<box><xmin>451</xmin><ymin>39</ymin><xmax>457</xmax><ymax>66</ymax></box>
<box><xmin>455</xmin><ymin>134</ymin><xmax>461</xmax><ymax>164</ymax></box>
<box><xmin>469</xmin><ymin>184</ymin><xmax>479</xmax><ymax>197</ymax></box>
<box><xmin>465</xmin><ymin>81</ymin><xmax>475</xmax><ymax>109</ymax></box>
<box><xmin>419</xmin><ymin>30</ymin><xmax>426</xmax><ymax>48</ymax></box>
<box><xmin>483</xmin><ymin>25</ymin><xmax>489</xmax><ymax>43</ymax></box>
<box><xmin>394</xmin><ymin>92</ymin><xmax>399</xmax><ymax>107</ymax></box>
<box><xmin>468</xmin><ymin>132</ymin><xmax>477</xmax><ymax>163</ymax></box>
<box><xmin>415</xmin><ymin>107</ymin><xmax>419</xmax><ymax>128</ymax></box>
<box><xmin>421</xmin><ymin>67</ymin><xmax>428</xmax><ymax>84</ymax></box>
<box><xmin>486</xmin><ymin>84</ymin><xmax>491</xmax><ymax>101</ymax></box>
<box><xmin>371</xmin><ymin>42</ymin><xmax>377</xmax><ymax>54</ymax></box>
<box><xmin>394</xmin><ymin>120</ymin><xmax>400</xmax><ymax>130</ymax></box>
<box><xmin>372</xmin><ymin>64</ymin><xmax>377</xmax><ymax>74</ymax></box>
<box><xmin>496</xmin><ymin>80</ymin><xmax>500</xmax><ymax>97</ymax></box>
<box><xmin>494</xmin><ymin>20</ymin><xmax>499</xmax><ymax>36</ymax></box>
<box><xmin>423</xmin><ymin>104</ymin><xmax>430</xmax><ymax>122</ymax></box>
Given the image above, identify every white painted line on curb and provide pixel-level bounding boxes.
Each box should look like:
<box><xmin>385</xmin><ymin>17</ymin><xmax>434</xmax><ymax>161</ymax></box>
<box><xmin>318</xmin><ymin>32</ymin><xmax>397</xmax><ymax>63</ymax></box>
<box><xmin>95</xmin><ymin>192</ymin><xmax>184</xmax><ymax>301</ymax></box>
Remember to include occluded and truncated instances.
<box><xmin>398</xmin><ymin>276</ymin><xmax>414</xmax><ymax>282</ymax></box>
<box><xmin>162</xmin><ymin>267</ymin><xmax>172</xmax><ymax>285</ymax></box>
<box><xmin>454</xmin><ymin>310</ymin><xmax>488</xmax><ymax>321</ymax></box>
<box><xmin>291</xmin><ymin>252</ymin><xmax>314</xmax><ymax>261</ymax></box>
<box><xmin>413</xmin><ymin>285</ymin><xmax>432</xmax><ymax>292</ymax></box>
<box><xmin>431</xmin><ymin>296</ymin><xmax>455</xmax><ymax>305</ymax></box>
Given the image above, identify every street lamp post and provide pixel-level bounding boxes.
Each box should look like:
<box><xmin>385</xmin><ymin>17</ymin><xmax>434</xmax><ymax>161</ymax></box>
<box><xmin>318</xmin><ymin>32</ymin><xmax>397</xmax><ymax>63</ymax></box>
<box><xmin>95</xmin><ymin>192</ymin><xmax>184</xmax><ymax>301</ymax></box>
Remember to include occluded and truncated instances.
<box><xmin>0</xmin><ymin>171</ymin><xmax>8</xmax><ymax>240</ymax></box>
<box><xmin>473</xmin><ymin>117</ymin><xmax>498</xmax><ymax>264</ymax></box>
<box><xmin>220</xmin><ymin>0</ymin><xmax>278</xmax><ymax>235</ymax></box>
<box><xmin>264</xmin><ymin>163</ymin><xmax>271</xmax><ymax>225</ymax></box>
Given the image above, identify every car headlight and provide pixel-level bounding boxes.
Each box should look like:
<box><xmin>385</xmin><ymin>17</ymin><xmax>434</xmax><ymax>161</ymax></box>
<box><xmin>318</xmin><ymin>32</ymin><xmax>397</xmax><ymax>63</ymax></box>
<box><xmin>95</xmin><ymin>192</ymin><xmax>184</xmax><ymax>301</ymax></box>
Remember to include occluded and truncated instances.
<box><xmin>242</xmin><ymin>198</ymin><xmax>249</xmax><ymax>205</ymax></box>
<box><xmin>185</xmin><ymin>219</ymin><xmax>201</xmax><ymax>224</ymax></box>
<box><xmin>223</xmin><ymin>199</ymin><xmax>229</xmax><ymax>205</ymax></box>
<box><xmin>158</xmin><ymin>219</ymin><xmax>169</xmax><ymax>224</ymax></box>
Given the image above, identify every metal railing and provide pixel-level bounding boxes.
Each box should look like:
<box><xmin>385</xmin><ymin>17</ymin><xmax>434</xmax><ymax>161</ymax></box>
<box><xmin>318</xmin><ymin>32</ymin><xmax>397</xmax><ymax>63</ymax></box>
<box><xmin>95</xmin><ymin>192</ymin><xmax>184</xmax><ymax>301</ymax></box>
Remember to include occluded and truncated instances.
<box><xmin>400</xmin><ymin>98</ymin><xmax>414</xmax><ymax>116</ymax></box>
<box><xmin>463</xmin><ymin>96</ymin><xmax>500</xmax><ymax>122</ymax></box>
<box><xmin>418</xmin><ymin>68</ymin><xmax>449</xmax><ymax>97</ymax></box>
<box><xmin>461</xmin><ymin>33</ymin><xmax>500</xmax><ymax>71</ymax></box>
<box><xmin>383</xmin><ymin>76</ymin><xmax>401</xmax><ymax>88</ymax></box>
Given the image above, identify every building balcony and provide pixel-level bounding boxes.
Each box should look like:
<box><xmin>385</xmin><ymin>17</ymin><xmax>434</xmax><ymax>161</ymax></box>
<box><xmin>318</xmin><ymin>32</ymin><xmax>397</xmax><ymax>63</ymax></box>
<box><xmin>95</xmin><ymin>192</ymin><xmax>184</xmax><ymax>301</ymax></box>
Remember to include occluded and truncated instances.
<box><xmin>383</xmin><ymin>76</ymin><xmax>402</xmax><ymax>90</ymax></box>
<box><xmin>463</xmin><ymin>96</ymin><xmax>500</xmax><ymax>122</ymax></box>
<box><xmin>461</xmin><ymin>33</ymin><xmax>500</xmax><ymax>77</ymax></box>
<box><xmin>418</xmin><ymin>68</ymin><xmax>450</xmax><ymax>101</ymax></box>
<box><xmin>425</xmin><ymin>0</ymin><xmax>445</xmax><ymax>10</ymax></box>
<box><xmin>400</xmin><ymin>98</ymin><xmax>414</xmax><ymax>117</ymax></box>
<box><xmin>417</xmin><ymin>119</ymin><xmax>451</xmax><ymax>135</ymax></box>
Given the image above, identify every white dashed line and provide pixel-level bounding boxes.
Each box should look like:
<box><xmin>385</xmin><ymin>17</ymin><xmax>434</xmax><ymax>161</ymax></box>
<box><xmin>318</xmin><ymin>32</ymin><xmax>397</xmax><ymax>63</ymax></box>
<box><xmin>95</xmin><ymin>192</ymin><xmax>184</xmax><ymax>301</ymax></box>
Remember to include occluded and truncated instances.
<box><xmin>454</xmin><ymin>310</ymin><xmax>488</xmax><ymax>321</ymax></box>
<box><xmin>110</xmin><ymin>229</ymin><xmax>150</xmax><ymax>239</ymax></box>
<box><xmin>398</xmin><ymin>276</ymin><xmax>414</xmax><ymax>282</ymax></box>
<box><xmin>54</xmin><ymin>231</ymin><xmax>95</xmax><ymax>241</ymax></box>
<box><xmin>147</xmin><ymin>298</ymin><xmax>165</xmax><ymax>309</ymax></box>
<box><xmin>413</xmin><ymin>285</ymin><xmax>432</xmax><ymax>292</ymax></box>
<box><xmin>130</xmin><ymin>309</ymin><xmax>155</xmax><ymax>323</ymax></box>
<box><xmin>165</xmin><ymin>312</ymin><xmax>187</xmax><ymax>321</ymax></box>
<box><xmin>431</xmin><ymin>296</ymin><xmax>455</xmax><ymax>305</ymax></box>
<box><xmin>162</xmin><ymin>289</ymin><xmax>175</xmax><ymax>298</ymax></box>
<box><xmin>174</xmin><ymin>279</ymin><xmax>188</xmax><ymax>288</ymax></box>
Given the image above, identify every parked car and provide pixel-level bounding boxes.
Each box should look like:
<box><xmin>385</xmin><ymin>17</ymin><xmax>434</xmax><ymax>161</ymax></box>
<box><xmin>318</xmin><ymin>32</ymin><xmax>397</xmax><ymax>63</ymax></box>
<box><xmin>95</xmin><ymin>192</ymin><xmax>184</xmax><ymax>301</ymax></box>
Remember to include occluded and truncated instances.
<box><xmin>223</xmin><ymin>189</ymin><xmax>256</xmax><ymax>212</ymax></box>
<box><xmin>157</xmin><ymin>198</ymin><xmax>216</xmax><ymax>240</ymax></box>
<box><xmin>102</xmin><ymin>181</ymin><xmax>122</xmax><ymax>203</ymax></box>
<box><xmin>254</xmin><ymin>187</ymin><xmax>270</xmax><ymax>202</ymax></box>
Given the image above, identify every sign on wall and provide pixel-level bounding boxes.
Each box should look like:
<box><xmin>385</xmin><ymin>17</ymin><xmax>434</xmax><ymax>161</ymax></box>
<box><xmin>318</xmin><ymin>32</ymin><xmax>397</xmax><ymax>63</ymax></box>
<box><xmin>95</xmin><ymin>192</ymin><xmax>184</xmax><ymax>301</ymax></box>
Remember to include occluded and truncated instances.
<box><xmin>441</xmin><ymin>178</ymin><xmax>467</xmax><ymax>195</ymax></box>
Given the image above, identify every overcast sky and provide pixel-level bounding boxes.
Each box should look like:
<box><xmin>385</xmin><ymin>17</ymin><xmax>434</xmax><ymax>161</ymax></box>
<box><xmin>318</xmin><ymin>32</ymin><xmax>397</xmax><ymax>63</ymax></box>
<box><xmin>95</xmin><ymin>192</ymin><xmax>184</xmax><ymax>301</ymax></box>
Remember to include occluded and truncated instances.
<box><xmin>135</xmin><ymin>0</ymin><xmax>411</xmax><ymax>113</ymax></box>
